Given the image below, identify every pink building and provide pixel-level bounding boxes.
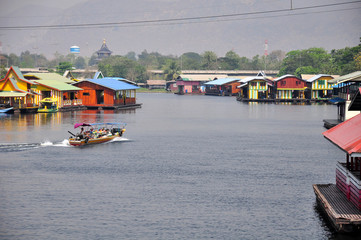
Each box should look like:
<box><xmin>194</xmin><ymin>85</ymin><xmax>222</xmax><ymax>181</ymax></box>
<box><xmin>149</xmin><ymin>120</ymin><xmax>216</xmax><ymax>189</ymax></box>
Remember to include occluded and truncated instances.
<box><xmin>323</xmin><ymin>113</ymin><xmax>361</xmax><ymax>210</ymax></box>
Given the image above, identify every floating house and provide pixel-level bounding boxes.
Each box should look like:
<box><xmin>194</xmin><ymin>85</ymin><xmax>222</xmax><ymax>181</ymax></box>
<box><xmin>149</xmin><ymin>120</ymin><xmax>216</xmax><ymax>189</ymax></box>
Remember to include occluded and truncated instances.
<box><xmin>237</xmin><ymin>73</ymin><xmax>274</xmax><ymax>100</ymax></box>
<box><xmin>328</xmin><ymin>71</ymin><xmax>361</xmax><ymax>122</ymax></box>
<box><xmin>0</xmin><ymin>66</ymin><xmax>40</xmax><ymax>112</ymax></box>
<box><xmin>274</xmin><ymin>75</ymin><xmax>308</xmax><ymax>100</ymax></box>
<box><xmin>323</xmin><ymin>113</ymin><xmax>361</xmax><ymax>211</ymax></box>
<box><xmin>204</xmin><ymin>78</ymin><xmax>241</xmax><ymax>96</ymax></box>
<box><xmin>313</xmin><ymin>110</ymin><xmax>361</xmax><ymax>232</ymax></box>
<box><xmin>24</xmin><ymin>72</ymin><xmax>83</xmax><ymax>109</ymax></box>
<box><xmin>306</xmin><ymin>74</ymin><xmax>336</xmax><ymax>100</ymax></box>
<box><xmin>146</xmin><ymin>80</ymin><xmax>166</xmax><ymax>90</ymax></box>
<box><xmin>73</xmin><ymin>77</ymin><xmax>140</xmax><ymax>109</ymax></box>
<box><xmin>176</xmin><ymin>74</ymin><xmax>227</xmax><ymax>94</ymax></box>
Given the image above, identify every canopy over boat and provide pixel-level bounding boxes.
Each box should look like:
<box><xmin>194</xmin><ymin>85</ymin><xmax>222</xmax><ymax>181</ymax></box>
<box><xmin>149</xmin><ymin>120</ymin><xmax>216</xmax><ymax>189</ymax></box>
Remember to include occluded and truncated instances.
<box><xmin>74</xmin><ymin>122</ymin><xmax>126</xmax><ymax>129</ymax></box>
<box><xmin>40</xmin><ymin>97</ymin><xmax>57</xmax><ymax>103</ymax></box>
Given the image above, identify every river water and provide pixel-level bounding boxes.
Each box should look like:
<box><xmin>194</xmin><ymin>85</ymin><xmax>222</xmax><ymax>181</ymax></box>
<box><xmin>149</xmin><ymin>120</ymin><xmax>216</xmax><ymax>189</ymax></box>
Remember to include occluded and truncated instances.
<box><xmin>0</xmin><ymin>93</ymin><xmax>353</xmax><ymax>239</ymax></box>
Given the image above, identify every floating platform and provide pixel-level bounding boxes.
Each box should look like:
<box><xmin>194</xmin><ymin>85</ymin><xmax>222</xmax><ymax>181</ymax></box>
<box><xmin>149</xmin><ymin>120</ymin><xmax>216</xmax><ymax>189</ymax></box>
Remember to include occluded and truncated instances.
<box><xmin>236</xmin><ymin>98</ymin><xmax>330</xmax><ymax>104</ymax></box>
<box><xmin>86</xmin><ymin>103</ymin><xmax>142</xmax><ymax>110</ymax></box>
<box><xmin>323</xmin><ymin>119</ymin><xmax>342</xmax><ymax>129</ymax></box>
<box><xmin>313</xmin><ymin>184</ymin><xmax>361</xmax><ymax>233</ymax></box>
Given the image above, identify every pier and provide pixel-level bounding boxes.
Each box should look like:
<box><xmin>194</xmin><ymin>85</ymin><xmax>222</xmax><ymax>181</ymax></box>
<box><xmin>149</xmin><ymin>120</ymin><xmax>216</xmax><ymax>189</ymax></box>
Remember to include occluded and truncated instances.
<box><xmin>313</xmin><ymin>184</ymin><xmax>361</xmax><ymax>233</ymax></box>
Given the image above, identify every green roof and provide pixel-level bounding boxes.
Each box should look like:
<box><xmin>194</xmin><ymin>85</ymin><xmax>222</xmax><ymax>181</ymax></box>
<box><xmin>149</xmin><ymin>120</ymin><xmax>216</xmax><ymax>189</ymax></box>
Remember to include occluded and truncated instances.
<box><xmin>328</xmin><ymin>71</ymin><xmax>361</xmax><ymax>84</ymax></box>
<box><xmin>35</xmin><ymin>80</ymin><xmax>82</xmax><ymax>91</ymax></box>
<box><xmin>0</xmin><ymin>91</ymin><xmax>28</xmax><ymax>97</ymax></box>
<box><xmin>24</xmin><ymin>73</ymin><xmax>75</xmax><ymax>84</ymax></box>
<box><xmin>11</xmin><ymin>66</ymin><xmax>25</xmax><ymax>79</ymax></box>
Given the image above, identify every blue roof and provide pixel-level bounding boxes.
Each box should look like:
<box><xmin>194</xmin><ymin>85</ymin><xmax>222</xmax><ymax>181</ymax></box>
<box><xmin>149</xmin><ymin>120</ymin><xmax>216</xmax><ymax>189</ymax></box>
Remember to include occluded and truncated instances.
<box><xmin>204</xmin><ymin>78</ymin><xmax>241</xmax><ymax>85</ymax></box>
<box><xmin>87</xmin><ymin>78</ymin><xmax>139</xmax><ymax>90</ymax></box>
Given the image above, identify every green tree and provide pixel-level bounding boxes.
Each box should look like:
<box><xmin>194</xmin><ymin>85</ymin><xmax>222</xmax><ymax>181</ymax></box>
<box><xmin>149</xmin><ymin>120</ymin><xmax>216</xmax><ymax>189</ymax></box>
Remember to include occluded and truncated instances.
<box><xmin>279</xmin><ymin>48</ymin><xmax>330</xmax><ymax>75</ymax></box>
<box><xmin>355</xmin><ymin>52</ymin><xmax>361</xmax><ymax>70</ymax></box>
<box><xmin>0</xmin><ymin>65</ymin><xmax>7</xmax><ymax>79</ymax></box>
<box><xmin>201</xmin><ymin>51</ymin><xmax>218</xmax><ymax>70</ymax></box>
<box><xmin>179</xmin><ymin>52</ymin><xmax>202</xmax><ymax>70</ymax></box>
<box><xmin>331</xmin><ymin>45</ymin><xmax>361</xmax><ymax>74</ymax></box>
<box><xmin>98</xmin><ymin>55</ymin><xmax>147</xmax><ymax>82</ymax></box>
<box><xmin>56</xmin><ymin>62</ymin><xmax>73</xmax><ymax>75</ymax></box>
<box><xmin>294</xmin><ymin>66</ymin><xmax>319</xmax><ymax>78</ymax></box>
<box><xmin>74</xmin><ymin>56</ymin><xmax>86</xmax><ymax>69</ymax></box>
<box><xmin>219</xmin><ymin>50</ymin><xmax>240</xmax><ymax>70</ymax></box>
<box><xmin>239</xmin><ymin>57</ymin><xmax>252</xmax><ymax>70</ymax></box>
<box><xmin>88</xmin><ymin>54</ymin><xmax>98</xmax><ymax>66</ymax></box>
<box><xmin>251</xmin><ymin>55</ymin><xmax>262</xmax><ymax>70</ymax></box>
<box><xmin>163</xmin><ymin>60</ymin><xmax>180</xmax><ymax>81</ymax></box>
<box><xmin>19</xmin><ymin>51</ymin><xmax>35</xmax><ymax>68</ymax></box>
<box><xmin>8</xmin><ymin>53</ymin><xmax>20</xmax><ymax>67</ymax></box>
<box><xmin>125</xmin><ymin>51</ymin><xmax>137</xmax><ymax>61</ymax></box>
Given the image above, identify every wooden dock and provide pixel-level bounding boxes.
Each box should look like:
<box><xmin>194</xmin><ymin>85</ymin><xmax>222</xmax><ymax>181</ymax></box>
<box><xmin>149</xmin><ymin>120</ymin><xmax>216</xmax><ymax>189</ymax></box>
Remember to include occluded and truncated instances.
<box><xmin>313</xmin><ymin>184</ymin><xmax>361</xmax><ymax>232</ymax></box>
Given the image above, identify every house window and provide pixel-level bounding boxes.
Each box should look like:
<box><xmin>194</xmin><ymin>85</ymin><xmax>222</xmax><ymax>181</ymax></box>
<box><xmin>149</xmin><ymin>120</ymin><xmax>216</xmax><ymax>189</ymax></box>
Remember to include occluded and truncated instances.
<box><xmin>296</xmin><ymin>81</ymin><xmax>301</xmax><ymax>85</ymax></box>
<box><xmin>281</xmin><ymin>81</ymin><xmax>286</xmax><ymax>86</ymax></box>
<box><xmin>318</xmin><ymin>80</ymin><xmax>325</xmax><ymax>85</ymax></box>
<box><xmin>251</xmin><ymin>82</ymin><xmax>257</xmax><ymax>87</ymax></box>
<box><xmin>260</xmin><ymin>82</ymin><xmax>266</xmax><ymax>87</ymax></box>
<box><xmin>83</xmin><ymin>92</ymin><xmax>90</xmax><ymax>96</ymax></box>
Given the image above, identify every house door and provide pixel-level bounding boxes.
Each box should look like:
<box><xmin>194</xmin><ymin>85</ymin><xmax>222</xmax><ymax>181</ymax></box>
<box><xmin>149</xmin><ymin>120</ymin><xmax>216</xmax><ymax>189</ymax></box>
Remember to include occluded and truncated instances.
<box><xmin>96</xmin><ymin>90</ymin><xmax>104</xmax><ymax>104</ymax></box>
<box><xmin>178</xmin><ymin>85</ymin><xmax>184</xmax><ymax>95</ymax></box>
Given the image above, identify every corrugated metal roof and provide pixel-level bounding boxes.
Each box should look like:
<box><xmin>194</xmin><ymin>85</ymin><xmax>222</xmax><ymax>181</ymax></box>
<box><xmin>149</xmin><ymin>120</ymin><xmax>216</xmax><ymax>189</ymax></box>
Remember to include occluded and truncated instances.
<box><xmin>147</xmin><ymin>80</ymin><xmax>166</xmax><ymax>85</ymax></box>
<box><xmin>24</xmin><ymin>73</ymin><xmax>74</xmax><ymax>84</ymax></box>
<box><xmin>240</xmin><ymin>76</ymin><xmax>270</xmax><ymax>83</ymax></box>
<box><xmin>0</xmin><ymin>91</ymin><xmax>28</xmax><ymax>97</ymax></box>
<box><xmin>204</xmin><ymin>78</ymin><xmax>240</xmax><ymax>85</ymax></box>
<box><xmin>273</xmin><ymin>74</ymin><xmax>300</xmax><ymax>81</ymax></box>
<box><xmin>86</xmin><ymin>78</ymin><xmax>140</xmax><ymax>91</ymax></box>
<box><xmin>34</xmin><ymin>80</ymin><xmax>82</xmax><ymax>91</ymax></box>
<box><xmin>328</xmin><ymin>71</ymin><xmax>361</xmax><ymax>84</ymax></box>
<box><xmin>323</xmin><ymin>113</ymin><xmax>361</xmax><ymax>156</ymax></box>
<box><xmin>306</xmin><ymin>74</ymin><xmax>332</xmax><ymax>82</ymax></box>
<box><xmin>11</xmin><ymin>66</ymin><xmax>25</xmax><ymax>80</ymax></box>
<box><xmin>179</xmin><ymin>74</ymin><xmax>228</xmax><ymax>81</ymax></box>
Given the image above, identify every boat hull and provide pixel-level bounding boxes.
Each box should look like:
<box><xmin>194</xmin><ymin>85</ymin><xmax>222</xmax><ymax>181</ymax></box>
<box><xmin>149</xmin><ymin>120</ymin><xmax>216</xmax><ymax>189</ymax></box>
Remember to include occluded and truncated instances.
<box><xmin>0</xmin><ymin>107</ymin><xmax>14</xmax><ymax>113</ymax></box>
<box><xmin>38</xmin><ymin>108</ymin><xmax>58</xmax><ymax>113</ymax></box>
<box><xmin>69</xmin><ymin>133</ymin><xmax>120</xmax><ymax>146</ymax></box>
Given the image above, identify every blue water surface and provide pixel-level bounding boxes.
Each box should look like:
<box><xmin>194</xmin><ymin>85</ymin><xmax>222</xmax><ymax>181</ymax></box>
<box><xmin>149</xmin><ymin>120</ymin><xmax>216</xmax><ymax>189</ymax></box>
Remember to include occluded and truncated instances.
<box><xmin>0</xmin><ymin>93</ymin><xmax>350</xmax><ymax>239</ymax></box>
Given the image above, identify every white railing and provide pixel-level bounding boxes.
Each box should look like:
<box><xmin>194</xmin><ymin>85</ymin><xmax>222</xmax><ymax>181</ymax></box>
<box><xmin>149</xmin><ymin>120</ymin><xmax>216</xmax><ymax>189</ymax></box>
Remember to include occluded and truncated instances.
<box><xmin>62</xmin><ymin>99</ymin><xmax>83</xmax><ymax>107</ymax></box>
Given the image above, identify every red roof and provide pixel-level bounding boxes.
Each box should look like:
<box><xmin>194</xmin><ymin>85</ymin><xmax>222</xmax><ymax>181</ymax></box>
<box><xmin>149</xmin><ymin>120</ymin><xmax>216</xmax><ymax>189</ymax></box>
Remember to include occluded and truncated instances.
<box><xmin>323</xmin><ymin>113</ymin><xmax>361</xmax><ymax>155</ymax></box>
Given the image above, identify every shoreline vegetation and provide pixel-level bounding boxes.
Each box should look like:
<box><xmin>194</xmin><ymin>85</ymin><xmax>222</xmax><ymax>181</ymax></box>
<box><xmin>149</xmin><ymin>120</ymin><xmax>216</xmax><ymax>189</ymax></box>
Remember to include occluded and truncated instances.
<box><xmin>137</xmin><ymin>88</ymin><xmax>169</xmax><ymax>93</ymax></box>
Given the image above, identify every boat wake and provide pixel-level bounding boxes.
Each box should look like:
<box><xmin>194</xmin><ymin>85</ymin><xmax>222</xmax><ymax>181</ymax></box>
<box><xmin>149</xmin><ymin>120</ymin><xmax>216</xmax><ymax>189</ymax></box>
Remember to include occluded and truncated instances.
<box><xmin>0</xmin><ymin>143</ymin><xmax>41</xmax><ymax>152</ymax></box>
<box><xmin>109</xmin><ymin>137</ymin><xmax>129</xmax><ymax>143</ymax></box>
<box><xmin>0</xmin><ymin>138</ymin><xmax>130</xmax><ymax>152</ymax></box>
<box><xmin>40</xmin><ymin>139</ymin><xmax>71</xmax><ymax>147</ymax></box>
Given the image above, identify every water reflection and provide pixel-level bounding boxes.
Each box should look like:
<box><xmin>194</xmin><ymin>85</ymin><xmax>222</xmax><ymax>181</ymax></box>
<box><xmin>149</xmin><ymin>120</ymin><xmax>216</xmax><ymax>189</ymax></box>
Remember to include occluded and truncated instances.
<box><xmin>0</xmin><ymin>112</ymin><xmax>62</xmax><ymax>130</ymax></box>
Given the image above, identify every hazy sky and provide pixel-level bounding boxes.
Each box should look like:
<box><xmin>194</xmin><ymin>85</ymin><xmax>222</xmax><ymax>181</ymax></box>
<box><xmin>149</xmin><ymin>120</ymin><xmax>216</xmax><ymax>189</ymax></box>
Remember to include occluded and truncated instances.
<box><xmin>0</xmin><ymin>0</ymin><xmax>360</xmax><ymax>59</ymax></box>
<box><xmin>0</xmin><ymin>0</ymin><xmax>87</xmax><ymax>12</ymax></box>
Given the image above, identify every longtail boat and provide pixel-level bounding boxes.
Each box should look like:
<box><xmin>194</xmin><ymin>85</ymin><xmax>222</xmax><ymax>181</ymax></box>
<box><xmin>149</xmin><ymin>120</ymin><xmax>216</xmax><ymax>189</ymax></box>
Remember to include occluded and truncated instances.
<box><xmin>68</xmin><ymin>122</ymin><xmax>126</xmax><ymax>146</ymax></box>
<box><xmin>38</xmin><ymin>98</ymin><xmax>58</xmax><ymax>113</ymax></box>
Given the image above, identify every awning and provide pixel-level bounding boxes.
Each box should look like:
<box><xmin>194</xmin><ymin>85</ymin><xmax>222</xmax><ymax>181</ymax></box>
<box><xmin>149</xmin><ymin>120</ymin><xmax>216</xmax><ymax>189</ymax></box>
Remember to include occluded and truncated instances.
<box><xmin>0</xmin><ymin>91</ymin><xmax>27</xmax><ymax>97</ymax></box>
<box><xmin>323</xmin><ymin>113</ymin><xmax>361</xmax><ymax>156</ymax></box>
<box><xmin>328</xmin><ymin>97</ymin><xmax>345</xmax><ymax>104</ymax></box>
<box><xmin>237</xmin><ymin>83</ymin><xmax>248</xmax><ymax>88</ymax></box>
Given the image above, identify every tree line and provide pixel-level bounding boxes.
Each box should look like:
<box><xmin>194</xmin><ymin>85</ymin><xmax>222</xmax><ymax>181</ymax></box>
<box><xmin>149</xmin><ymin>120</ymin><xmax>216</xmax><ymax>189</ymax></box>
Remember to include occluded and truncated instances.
<box><xmin>1</xmin><ymin>42</ymin><xmax>360</xmax><ymax>82</ymax></box>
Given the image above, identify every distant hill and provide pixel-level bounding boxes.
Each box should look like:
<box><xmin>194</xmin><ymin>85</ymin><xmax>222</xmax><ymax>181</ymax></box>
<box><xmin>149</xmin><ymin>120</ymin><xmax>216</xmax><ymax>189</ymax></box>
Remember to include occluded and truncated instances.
<box><xmin>1</xmin><ymin>0</ymin><xmax>360</xmax><ymax>59</ymax></box>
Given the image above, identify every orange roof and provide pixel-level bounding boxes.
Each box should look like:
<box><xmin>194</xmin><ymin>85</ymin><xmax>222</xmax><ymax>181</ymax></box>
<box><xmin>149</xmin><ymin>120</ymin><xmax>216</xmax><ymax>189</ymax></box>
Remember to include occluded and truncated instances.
<box><xmin>323</xmin><ymin>113</ymin><xmax>361</xmax><ymax>156</ymax></box>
